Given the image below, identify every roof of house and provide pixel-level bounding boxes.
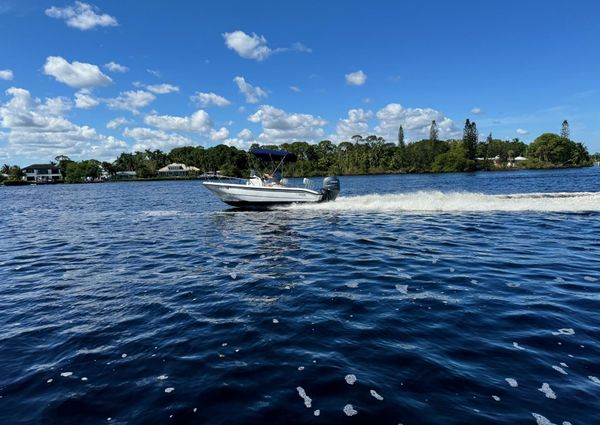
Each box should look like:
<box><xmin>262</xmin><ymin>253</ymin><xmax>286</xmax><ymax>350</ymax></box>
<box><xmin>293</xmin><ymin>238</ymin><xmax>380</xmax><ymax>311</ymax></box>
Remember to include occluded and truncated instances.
<box><xmin>23</xmin><ymin>164</ymin><xmax>60</xmax><ymax>172</ymax></box>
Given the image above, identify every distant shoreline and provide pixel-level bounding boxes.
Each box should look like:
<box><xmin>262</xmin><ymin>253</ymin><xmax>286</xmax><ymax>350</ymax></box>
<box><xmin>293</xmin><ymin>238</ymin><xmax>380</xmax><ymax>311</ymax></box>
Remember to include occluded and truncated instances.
<box><xmin>2</xmin><ymin>164</ymin><xmax>596</xmax><ymax>186</ymax></box>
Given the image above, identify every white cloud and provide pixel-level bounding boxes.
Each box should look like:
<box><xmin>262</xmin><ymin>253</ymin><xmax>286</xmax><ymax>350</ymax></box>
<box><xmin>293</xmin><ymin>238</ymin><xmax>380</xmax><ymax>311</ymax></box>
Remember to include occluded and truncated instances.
<box><xmin>516</xmin><ymin>128</ymin><xmax>529</xmax><ymax>135</ymax></box>
<box><xmin>0</xmin><ymin>69</ymin><xmax>13</xmax><ymax>80</ymax></box>
<box><xmin>223</xmin><ymin>138</ymin><xmax>253</xmax><ymax>150</ymax></box>
<box><xmin>223</xmin><ymin>31</ymin><xmax>273</xmax><ymax>61</ymax></box>
<box><xmin>345</xmin><ymin>70</ymin><xmax>367</xmax><ymax>86</ymax></box>
<box><xmin>106</xmin><ymin>90</ymin><xmax>155</xmax><ymax>114</ymax></box>
<box><xmin>191</xmin><ymin>92</ymin><xmax>231</xmax><ymax>107</ymax></box>
<box><xmin>45</xmin><ymin>2</ymin><xmax>118</xmax><ymax>31</ymax></box>
<box><xmin>123</xmin><ymin>127</ymin><xmax>194</xmax><ymax>152</ymax></box>
<box><xmin>106</xmin><ymin>117</ymin><xmax>130</xmax><ymax>129</ymax></box>
<box><xmin>248</xmin><ymin>105</ymin><xmax>327</xmax><ymax>144</ymax></box>
<box><xmin>43</xmin><ymin>56</ymin><xmax>112</xmax><ymax>88</ymax></box>
<box><xmin>375</xmin><ymin>103</ymin><xmax>459</xmax><ymax>142</ymax></box>
<box><xmin>145</xmin><ymin>83</ymin><xmax>179</xmax><ymax>94</ymax></box>
<box><xmin>233</xmin><ymin>76</ymin><xmax>267</xmax><ymax>103</ymax></box>
<box><xmin>74</xmin><ymin>89</ymin><xmax>99</xmax><ymax>109</ymax></box>
<box><xmin>210</xmin><ymin>127</ymin><xmax>229</xmax><ymax>141</ymax></box>
<box><xmin>0</xmin><ymin>86</ymin><xmax>126</xmax><ymax>160</ymax></box>
<box><xmin>336</xmin><ymin>108</ymin><xmax>373</xmax><ymax>140</ymax></box>
<box><xmin>104</xmin><ymin>61</ymin><xmax>129</xmax><ymax>73</ymax></box>
<box><xmin>223</xmin><ymin>30</ymin><xmax>311</xmax><ymax>61</ymax></box>
<box><xmin>289</xmin><ymin>86</ymin><xmax>301</xmax><ymax>92</ymax></box>
<box><xmin>471</xmin><ymin>107</ymin><xmax>482</xmax><ymax>114</ymax></box>
<box><xmin>39</xmin><ymin>96</ymin><xmax>73</xmax><ymax>116</ymax></box>
<box><xmin>146</xmin><ymin>69</ymin><xmax>161</xmax><ymax>78</ymax></box>
<box><xmin>290</xmin><ymin>42</ymin><xmax>312</xmax><ymax>53</ymax></box>
<box><xmin>144</xmin><ymin>110</ymin><xmax>212</xmax><ymax>133</ymax></box>
<box><xmin>237</xmin><ymin>128</ymin><xmax>252</xmax><ymax>139</ymax></box>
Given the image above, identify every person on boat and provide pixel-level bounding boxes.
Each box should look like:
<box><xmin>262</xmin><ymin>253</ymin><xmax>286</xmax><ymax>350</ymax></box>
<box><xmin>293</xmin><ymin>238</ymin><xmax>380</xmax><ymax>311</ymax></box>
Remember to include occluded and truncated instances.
<box><xmin>263</xmin><ymin>170</ymin><xmax>282</xmax><ymax>184</ymax></box>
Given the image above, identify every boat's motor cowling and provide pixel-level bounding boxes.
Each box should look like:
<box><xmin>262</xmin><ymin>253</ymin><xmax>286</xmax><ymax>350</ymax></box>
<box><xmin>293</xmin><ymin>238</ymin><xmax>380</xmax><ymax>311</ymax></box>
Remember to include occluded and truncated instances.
<box><xmin>321</xmin><ymin>176</ymin><xmax>340</xmax><ymax>202</ymax></box>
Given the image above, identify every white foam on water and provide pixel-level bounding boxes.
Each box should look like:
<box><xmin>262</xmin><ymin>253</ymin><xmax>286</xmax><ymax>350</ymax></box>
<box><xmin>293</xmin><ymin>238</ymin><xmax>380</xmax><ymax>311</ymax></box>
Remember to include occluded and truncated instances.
<box><xmin>552</xmin><ymin>365</ymin><xmax>568</xmax><ymax>375</ymax></box>
<box><xmin>298</xmin><ymin>366</ymin><xmax>305</xmax><ymax>371</ymax></box>
<box><xmin>164</xmin><ymin>387</ymin><xmax>174</xmax><ymax>393</ymax></box>
<box><xmin>121</xmin><ymin>353</ymin><xmax>127</xmax><ymax>358</ymax></box>
<box><xmin>492</xmin><ymin>395</ymin><xmax>501</xmax><ymax>401</ymax></box>
<box><xmin>370</xmin><ymin>389</ymin><xmax>384</xmax><ymax>400</ymax></box>
<box><xmin>314</xmin><ymin>410</ymin><xmax>320</xmax><ymax>416</ymax></box>
<box><xmin>283</xmin><ymin>191</ymin><xmax>600</xmax><ymax>213</ymax></box>
<box><xmin>395</xmin><ymin>284</ymin><xmax>408</xmax><ymax>294</ymax></box>
<box><xmin>505</xmin><ymin>378</ymin><xmax>518</xmax><ymax>387</ymax></box>
<box><xmin>296</xmin><ymin>386</ymin><xmax>312</xmax><ymax>408</ymax></box>
<box><xmin>345</xmin><ymin>374</ymin><xmax>357</xmax><ymax>385</ymax></box>
<box><xmin>563</xmin><ymin>421</ymin><xmax>572</xmax><ymax>425</ymax></box>
<box><xmin>272</xmin><ymin>318</ymin><xmax>279</xmax><ymax>324</ymax></box>
<box><xmin>141</xmin><ymin>210</ymin><xmax>181</xmax><ymax>217</ymax></box>
<box><xmin>538</xmin><ymin>383</ymin><xmax>556</xmax><ymax>399</ymax></box>
<box><xmin>560</xmin><ymin>362</ymin><xmax>568</xmax><ymax>368</ymax></box>
<box><xmin>346</xmin><ymin>282</ymin><xmax>359</xmax><ymax>288</ymax></box>
<box><xmin>584</xmin><ymin>276</ymin><xmax>598</xmax><ymax>282</ymax></box>
<box><xmin>157</xmin><ymin>375</ymin><xmax>168</xmax><ymax>380</ymax></box>
<box><xmin>46</xmin><ymin>378</ymin><xmax>53</xmax><ymax>383</ymax></box>
<box><xmin>343</xmin><ymin>404</ymin><xmax>358</xmax><ymax>416</ymax></box>
<box><xmin>588</xmin><ymin>376</ymin><xmax>600</xmax><ymax>385</ymax></box>
<box><xmin>532</xmin><ymin>413</ymin><xmax>556</xmax><ymax>425</ymax></box>
<box><xmin>552</xmin><ymin>328</ymin><xmax>575</xmax><ymax>336</ymax></box>
<box><xmin>60</xmin><ymin>372</ymin><xmax>73</xmax><ymax>377</ymax></box>
<box><xmin>513</xmin><ymin>342</ymin><xmax>525</xmax><ymax>350</ymax></box>
<box><xmin>81</xmin><ymin>377</ymin><xmax>88</xmax><ymax>381</ymax></box>
<box><xmin>397</xmin><ymin>272</ymin><xmax>412</xmax><ymax>280</ymax></box>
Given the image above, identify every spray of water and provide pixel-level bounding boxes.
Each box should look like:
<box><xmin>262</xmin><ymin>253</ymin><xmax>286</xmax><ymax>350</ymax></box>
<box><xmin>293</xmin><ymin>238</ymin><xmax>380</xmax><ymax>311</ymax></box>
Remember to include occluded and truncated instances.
<box><xmin>283</xmin><ymin>191</ymin><xmax>600</xmax><ymax>213</ymax></box>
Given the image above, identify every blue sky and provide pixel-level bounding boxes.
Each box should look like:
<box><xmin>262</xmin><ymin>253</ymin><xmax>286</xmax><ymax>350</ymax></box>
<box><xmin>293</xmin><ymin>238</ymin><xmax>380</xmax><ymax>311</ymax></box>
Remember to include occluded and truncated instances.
<box><xmin>1</xmin><ymin>0</ymin><xmax>599</xmax><ymax>165</ymax></box>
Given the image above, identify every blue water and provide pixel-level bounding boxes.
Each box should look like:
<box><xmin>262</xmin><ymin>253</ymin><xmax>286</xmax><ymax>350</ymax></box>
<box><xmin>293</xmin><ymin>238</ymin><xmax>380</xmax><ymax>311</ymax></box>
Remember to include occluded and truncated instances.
<box><xmin>1</xmin><ymin>168</ymin><xmax>600</xmax><ymax>425</ymax></box>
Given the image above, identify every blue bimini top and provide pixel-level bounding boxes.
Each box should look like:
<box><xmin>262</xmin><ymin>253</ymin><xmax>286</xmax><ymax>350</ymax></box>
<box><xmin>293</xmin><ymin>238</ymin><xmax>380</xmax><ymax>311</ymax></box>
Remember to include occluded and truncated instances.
<box><xmin>249</xmin><ymin>148</ymin><xmax>298</xmax><ymax>163</ymax></box>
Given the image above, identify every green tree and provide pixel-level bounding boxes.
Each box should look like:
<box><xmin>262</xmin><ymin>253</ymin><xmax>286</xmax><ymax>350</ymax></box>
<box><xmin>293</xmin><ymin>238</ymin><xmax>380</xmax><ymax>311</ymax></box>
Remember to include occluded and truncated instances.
<box><xmin>527</xmin><ymin>133</ymin><xmax>588</xmax><ymax>165</ymax></box>
<box><xmin>429</xmin><ymin>120</ymin><xmax>438</xmax><ymax>142</ymax></box>
<box><xmin>398</xmin><ymin>125</ymin><xmax>405</xmax><ymax>148</ymax></box>
<box><xmin>463</xmin><ymin>119</ymin><xmax>478</xmax><ymax>166</ymax></box>
<box><xmin>55</xmin><ymin>155</ymin><xmax>73</xmax><ymax>177</ymax></box>
<box><xmin>432</xmin><ymin>143</ymin><xmax>469</xmax><ymax>172</ymax></box>
<box><xmin>560</xmin><ymin>120</ymin><xmax>570</xmax><ymax>139</ymax></box>
<box><xmin>7</xmin><ymin>165</ymin><xmax>24</xmax><ymax>180</ymax></box>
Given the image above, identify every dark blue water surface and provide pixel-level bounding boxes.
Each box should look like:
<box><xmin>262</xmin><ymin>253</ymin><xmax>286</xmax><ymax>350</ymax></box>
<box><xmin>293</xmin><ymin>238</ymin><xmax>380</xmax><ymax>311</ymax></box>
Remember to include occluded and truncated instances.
<box><xmin>1</xmin><ymin>168</ymin><xmax>600</xmax><ymax>425</ymax></box>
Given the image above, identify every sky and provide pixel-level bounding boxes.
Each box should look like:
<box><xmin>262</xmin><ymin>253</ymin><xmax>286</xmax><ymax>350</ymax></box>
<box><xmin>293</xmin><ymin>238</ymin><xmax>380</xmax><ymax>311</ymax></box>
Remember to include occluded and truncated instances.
<box><xmin>1</xmin><ymin>0</ymin><xmax>600</xmax><ymax>165</ymax></box>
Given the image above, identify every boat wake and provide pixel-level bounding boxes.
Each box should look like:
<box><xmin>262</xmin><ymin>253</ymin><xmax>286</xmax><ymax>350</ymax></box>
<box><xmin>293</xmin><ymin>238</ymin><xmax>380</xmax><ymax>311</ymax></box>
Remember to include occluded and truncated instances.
<box><xmin>283</xmin><ymin>191</ymin><xmax>600</xmax><ymax>213</ymax></box>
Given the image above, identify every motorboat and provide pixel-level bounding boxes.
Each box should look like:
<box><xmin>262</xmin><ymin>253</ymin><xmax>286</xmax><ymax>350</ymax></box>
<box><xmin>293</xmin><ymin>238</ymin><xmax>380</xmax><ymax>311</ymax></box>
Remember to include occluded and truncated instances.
<box><xmin>203</xmin><ymin>148</ymin><xmax>340</xmax><ymax>208</ymax></box>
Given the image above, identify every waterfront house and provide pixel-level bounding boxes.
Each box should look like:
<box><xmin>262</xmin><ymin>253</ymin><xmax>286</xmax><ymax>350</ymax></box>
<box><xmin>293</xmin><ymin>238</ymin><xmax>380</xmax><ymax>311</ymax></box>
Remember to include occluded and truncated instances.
<box><xmin>157</xmin><ymin>163</ymin><xmax>200</xmax><ymax>177</ymax></box>
<box><xmin>23</xmin><ymin>164</ymin><xmax>62</xmax><ymax>183</ymax></box>
<box><xmin>508</xmin><ymin>156</ymin><xmax>527</xmax><ymax>168</ymax></box>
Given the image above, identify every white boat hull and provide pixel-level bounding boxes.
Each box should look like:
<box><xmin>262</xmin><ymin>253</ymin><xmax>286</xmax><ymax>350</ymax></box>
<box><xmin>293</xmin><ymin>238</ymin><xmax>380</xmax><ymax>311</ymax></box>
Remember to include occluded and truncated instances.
<box><xmin>203</xmin><ymin>181</ymin><xmax>323</xmax><ymax>207</ymax></box>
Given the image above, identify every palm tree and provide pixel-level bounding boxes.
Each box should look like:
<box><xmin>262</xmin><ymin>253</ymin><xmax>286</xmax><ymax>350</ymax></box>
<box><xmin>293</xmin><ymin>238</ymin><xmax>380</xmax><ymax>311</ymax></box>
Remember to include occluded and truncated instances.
<box><xmin>571</xmin><ymin>142</ymin><xmax>589</xmax><ymax>165</ymax></box>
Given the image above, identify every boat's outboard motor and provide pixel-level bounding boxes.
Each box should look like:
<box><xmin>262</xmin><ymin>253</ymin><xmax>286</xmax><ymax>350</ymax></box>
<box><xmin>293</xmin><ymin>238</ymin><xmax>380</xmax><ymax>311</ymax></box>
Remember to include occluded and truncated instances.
<box><xmin>321</xmin><ymin>176</ymin><xmax>340</xmax><ymax>202</ymax></box>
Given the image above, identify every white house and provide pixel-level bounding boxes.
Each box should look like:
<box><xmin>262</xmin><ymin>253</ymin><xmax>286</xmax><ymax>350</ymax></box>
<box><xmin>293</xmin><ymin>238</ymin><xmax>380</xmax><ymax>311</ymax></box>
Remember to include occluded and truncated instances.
<box><xmin>157</xmin><ymin>163</ymin><xmax>200</xmax><ymax>177</ymax></box>
<box><xmin>23</xmin><ymin>164</ymin><xmax>62</xmax><ymax>182</ymax></box>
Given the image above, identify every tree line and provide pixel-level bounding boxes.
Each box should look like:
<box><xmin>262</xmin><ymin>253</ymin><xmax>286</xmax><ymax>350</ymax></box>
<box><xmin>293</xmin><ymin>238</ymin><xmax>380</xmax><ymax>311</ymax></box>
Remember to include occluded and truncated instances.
<box><xmin>1</xmin><ymin>119</ymin><xmax>595</xmax><ymax>184</ymax></box>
